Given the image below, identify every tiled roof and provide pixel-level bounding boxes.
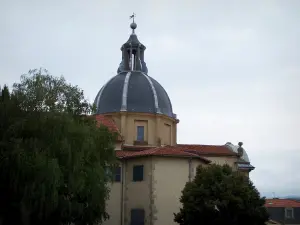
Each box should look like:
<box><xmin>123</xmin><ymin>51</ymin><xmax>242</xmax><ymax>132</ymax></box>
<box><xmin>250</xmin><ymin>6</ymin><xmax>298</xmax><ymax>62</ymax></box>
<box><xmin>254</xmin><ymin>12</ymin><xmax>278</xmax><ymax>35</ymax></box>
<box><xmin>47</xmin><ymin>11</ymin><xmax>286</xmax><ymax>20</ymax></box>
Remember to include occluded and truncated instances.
<box><xmin>116</xmin><ymin>146</ymin><xmax>211</xmax><ymax>163</ymax></box>
<box><xmin>176</xmin><ymin>144</ymin><xmax>237</xmax><ymax>156</ymax></box>
<box><xmin>122</xmin><ymin>145</ymin><xmax>155</xmax><ymax>151</ymax></box>
<box><xmin>116</xmin><ymin>144</ymin><xmax>237</xmax><ymax>161</ymax></box>
<box><xmin>93</xmin><ymin>115</ymin><xmax>122</xmax><ymax>140</ymax></box>
<box><xmin>265</xmin><ymin>199</ymin><xmax>300</xmax><ymax>208</ymax></box>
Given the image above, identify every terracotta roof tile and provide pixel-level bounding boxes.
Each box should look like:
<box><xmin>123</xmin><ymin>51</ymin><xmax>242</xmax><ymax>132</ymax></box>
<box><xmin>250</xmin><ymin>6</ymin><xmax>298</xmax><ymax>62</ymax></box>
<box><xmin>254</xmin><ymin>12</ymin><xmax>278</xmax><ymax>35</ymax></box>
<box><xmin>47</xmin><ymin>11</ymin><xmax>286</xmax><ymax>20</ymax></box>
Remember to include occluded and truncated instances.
<box><xmin>176</xmin><ymin>144</ymin><xmax>237</xmax><ymax>156</ymax></box>
<box><xmin>122</xmin><ymin>145</ymin><xmax>155</xmax><ymax>151</ymax></box>
<box><xmin>116</xmin><ymin>144</ymin><xmax>237</xmax><ymax>161</ymax></box>
<box><xmin>92</xmin><ymin>115</ymin><xmax>122</xmax><ymax>140</ymax></box>
<box><xmin>116</xmin><ymin>146</ymin><xmax>211</xmax><ymax>163</ymax></box>
<box><xmin>265</xmin><ymin>199</ymin><xmax>300</xmax><ymax>208</ymax></box>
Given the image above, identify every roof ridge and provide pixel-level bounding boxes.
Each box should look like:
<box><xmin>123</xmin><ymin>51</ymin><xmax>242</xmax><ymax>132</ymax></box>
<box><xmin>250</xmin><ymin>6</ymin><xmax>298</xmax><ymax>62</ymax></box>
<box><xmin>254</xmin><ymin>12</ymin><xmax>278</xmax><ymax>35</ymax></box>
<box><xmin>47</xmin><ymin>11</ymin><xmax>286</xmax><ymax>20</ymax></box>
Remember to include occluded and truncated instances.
<box><xmin>177</xmin><ymin>143</ymin><xmax>226</xmax><ymax>147</ymax></box>
<box><xmin>265</xmin><ymin>198</ymin><xmax>300</xmax><ymax>207</ymax></box>
<box><xmin>266</xmin><ymin>198</ymin><xmax>300</xmax><ymax>201</ymax></box>
<box><xmin>116</xmin><ymin>146</ymin><xmax>211</xmax><ymax>163</ymax></box>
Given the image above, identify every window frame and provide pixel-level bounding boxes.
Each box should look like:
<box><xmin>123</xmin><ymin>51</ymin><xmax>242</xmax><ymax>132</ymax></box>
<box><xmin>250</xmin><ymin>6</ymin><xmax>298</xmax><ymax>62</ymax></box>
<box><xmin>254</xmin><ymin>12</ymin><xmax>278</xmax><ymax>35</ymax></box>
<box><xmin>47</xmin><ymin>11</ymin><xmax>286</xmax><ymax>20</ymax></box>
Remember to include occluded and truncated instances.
<box><xmin>136</xmin><ymin>126</ymin><xmax>145</xmax><ymax>141</ymax></box>
<box><xmin>133</xmin><ymin>165</ymin><xmax>144</xmax><ymax>182</ymax></box>
<box><xmin>285</xmin><ymin>207</ymin><xmax>294</xmax><ymax>219</ymax></box>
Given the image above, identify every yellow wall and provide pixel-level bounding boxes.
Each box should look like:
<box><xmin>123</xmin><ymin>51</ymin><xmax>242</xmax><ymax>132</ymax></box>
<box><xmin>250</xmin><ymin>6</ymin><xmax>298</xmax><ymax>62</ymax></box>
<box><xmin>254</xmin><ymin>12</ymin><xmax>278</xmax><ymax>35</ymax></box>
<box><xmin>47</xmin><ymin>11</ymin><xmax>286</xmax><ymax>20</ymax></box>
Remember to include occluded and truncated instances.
<box><xmin>152</xmin><ymin>157</ymin><xmax>207</xmax><ymax>225</ymax></box>
<box><xmin>153</xmin><ymin>157</ymin><xmax>189</xmax><ymax>225</ymax></box>
<box><xmin>204</xmin><ymin>156</ymin><xmax>237</xmax><ymax>168</ymax></box>
<box><xmin>109</xmin><ymin>112</ymin><xmax>178</xmax><ymax>147</ymax></box>
<box><xmin>104</xmin><ymin>157</ymin><xmax>208</xmax><ymax>225</ymax></box>
<box><xmin>123</xmin><ymin>158</ymin><xmax>152</xmax><ymax>225</ymax></box>
<box><xmin>103</xmin><ymin>155</ymin><xmax>251</xmax><ymax>225</ymax></box>
<box><xmin>202</xmin><ymin>156</ymin><xmax>251</xmax><ymax>175</ymax></box>
<box><xmin>102</xmin><ymin>110</ymin><xmax>251</xmax><ymax>225</ymax></box>
<box><xmin>239</xmin><ymin>170</ymin><xmax>250</xmax><ymax>177</ymax></box>
<box><xmin>105</xmin><ymin>182</ymin><xmax>122</xmax><ymax>225</ymax></box>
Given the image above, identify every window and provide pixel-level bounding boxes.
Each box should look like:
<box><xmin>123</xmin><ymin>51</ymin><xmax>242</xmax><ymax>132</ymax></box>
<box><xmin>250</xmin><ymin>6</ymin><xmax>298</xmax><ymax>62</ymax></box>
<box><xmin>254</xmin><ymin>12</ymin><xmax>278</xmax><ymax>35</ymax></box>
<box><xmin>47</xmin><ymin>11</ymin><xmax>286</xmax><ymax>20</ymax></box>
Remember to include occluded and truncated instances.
<box><xmin>133</xmin><ymin>165</ymin><xmax>144</xmax><ymax>181</ymax></box>
<box><xmin>134</xmin><ymin>120</ymin><xmax>148</xmax><ymax>143</ymax></box>
<box><xmin>114</xmin><ymin>166</ymin><xmax>121</xmax><ymax>182</ymax></box>
<box><xmin>285</xmin><ymin>208</ymin><xmax>294</xmax><ymax>219</ymax></box>
<box><xmin>105</xmin><ymin>166</ymin><xmax>121</xmax><ymax>182</ymax></box>
<box><xmin>131</xmin><ymin>208</ymin><xmax>145</xmax><ymax>225</ymax></box>
<box><xmin>137</xmin><ymin>126</ymin><xmax>144</xmax><ymax>141</ymax></box>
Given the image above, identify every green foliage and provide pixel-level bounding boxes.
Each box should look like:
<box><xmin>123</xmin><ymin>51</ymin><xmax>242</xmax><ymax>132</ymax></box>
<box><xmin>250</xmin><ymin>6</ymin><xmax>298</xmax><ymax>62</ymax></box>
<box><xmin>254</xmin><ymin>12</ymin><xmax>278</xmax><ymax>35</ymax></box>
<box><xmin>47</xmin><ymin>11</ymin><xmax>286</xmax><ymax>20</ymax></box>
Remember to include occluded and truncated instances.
<box><xmin>174</xmin><ymin>164</ymin><xmax>269</xmax><ymax>225</ymax></box>
<box><xmin>12</xmin><ymin>68</ymin><xmax>93</xmax><ymax>114</ymax></box>
<box><xmin>0</xmin><ymin>69</ymin><xmax>117</xmax><ymax>225</ymax></box>
<box><xmin>1</xmin><ymin>85</ymin><xmax>10</xmax><ymax>102</ymax></box>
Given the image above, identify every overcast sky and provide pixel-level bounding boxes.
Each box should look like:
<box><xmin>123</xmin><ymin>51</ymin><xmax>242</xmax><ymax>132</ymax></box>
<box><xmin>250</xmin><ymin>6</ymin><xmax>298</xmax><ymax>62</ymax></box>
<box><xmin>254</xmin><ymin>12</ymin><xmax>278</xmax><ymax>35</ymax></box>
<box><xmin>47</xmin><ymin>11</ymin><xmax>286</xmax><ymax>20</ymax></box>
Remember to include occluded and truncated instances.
<box><xmin>1</xmin><ymin>0</ymin><xmax>299</xmax><ymax>197</ymax></box>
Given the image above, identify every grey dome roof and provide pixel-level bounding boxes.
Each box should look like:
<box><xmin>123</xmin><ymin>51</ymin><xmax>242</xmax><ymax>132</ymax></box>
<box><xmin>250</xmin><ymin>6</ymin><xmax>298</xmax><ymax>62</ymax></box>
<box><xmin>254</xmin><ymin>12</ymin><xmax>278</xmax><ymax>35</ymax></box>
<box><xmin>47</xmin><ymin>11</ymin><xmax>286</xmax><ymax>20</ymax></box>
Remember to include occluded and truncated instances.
<box><xmin>225</xmin><ymin>142</ymin><xmax>250</xmax><ymax>162</ymax></box>
<box><xmin>94</xmin><ymin>21</ymin><xmax>176</xmax><ymax>118</ymax></box>
<box><xmin>94</xmin><ymin>71</ymin><xmax>175</xmax><ymax>118</ymax></box>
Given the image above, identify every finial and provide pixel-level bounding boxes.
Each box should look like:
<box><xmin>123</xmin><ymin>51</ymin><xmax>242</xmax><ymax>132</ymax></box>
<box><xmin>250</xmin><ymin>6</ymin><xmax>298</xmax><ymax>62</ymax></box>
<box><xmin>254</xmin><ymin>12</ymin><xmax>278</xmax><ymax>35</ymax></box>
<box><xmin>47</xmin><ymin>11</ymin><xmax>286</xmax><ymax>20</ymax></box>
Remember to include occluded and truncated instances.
<box><xmin>129</xmin><ymin>13</ymin><xmax>137</xmax><ymax>33</ymax></box>
<box><xmin>237</xmin><ymin>142</ymin><xmax>244</xmax><ymax>157</ymax></box>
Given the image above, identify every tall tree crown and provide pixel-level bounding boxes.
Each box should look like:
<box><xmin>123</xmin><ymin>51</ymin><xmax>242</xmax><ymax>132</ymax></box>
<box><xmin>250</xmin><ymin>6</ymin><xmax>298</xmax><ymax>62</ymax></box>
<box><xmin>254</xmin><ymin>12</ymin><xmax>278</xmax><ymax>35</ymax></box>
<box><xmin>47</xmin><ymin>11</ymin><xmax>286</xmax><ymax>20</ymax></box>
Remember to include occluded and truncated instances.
<box><xmin>174</xmin><ymin>164</ymin><xmax>269</xmax><ymax>225</ymax></box>
<box><xmin>0</xmin><ymin>69</ymin><xmax>116</xmax><ymax>225</ymax></box>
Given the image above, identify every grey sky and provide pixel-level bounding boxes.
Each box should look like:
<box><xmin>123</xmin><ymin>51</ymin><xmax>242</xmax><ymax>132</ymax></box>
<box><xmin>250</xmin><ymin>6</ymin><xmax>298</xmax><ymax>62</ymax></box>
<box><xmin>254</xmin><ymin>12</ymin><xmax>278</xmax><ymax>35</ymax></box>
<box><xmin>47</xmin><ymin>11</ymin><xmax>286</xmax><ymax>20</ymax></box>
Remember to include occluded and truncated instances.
<box><xmin>1</xmin><ymin>0</ymin><xmax>299</xmax><ymax>197</ymax></box>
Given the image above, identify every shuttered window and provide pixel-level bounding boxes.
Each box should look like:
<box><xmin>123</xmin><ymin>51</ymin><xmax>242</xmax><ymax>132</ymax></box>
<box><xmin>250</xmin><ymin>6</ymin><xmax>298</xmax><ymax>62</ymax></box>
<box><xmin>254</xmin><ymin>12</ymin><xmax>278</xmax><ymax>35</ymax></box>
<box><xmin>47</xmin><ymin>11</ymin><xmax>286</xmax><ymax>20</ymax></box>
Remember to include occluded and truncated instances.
<box><xmin>131</xmin><ymin>208</ymin><xmax>145</xmax><ymax>225</ymax></box>
<box><xmin>114</xmin><ymin>166</ymin><xmax>121</xmax><ymax>182</ymax></box>
<box><xmin>133</xmin><ymin>165</ymin><xmax>144</xmax><ymax>181</ymax></box>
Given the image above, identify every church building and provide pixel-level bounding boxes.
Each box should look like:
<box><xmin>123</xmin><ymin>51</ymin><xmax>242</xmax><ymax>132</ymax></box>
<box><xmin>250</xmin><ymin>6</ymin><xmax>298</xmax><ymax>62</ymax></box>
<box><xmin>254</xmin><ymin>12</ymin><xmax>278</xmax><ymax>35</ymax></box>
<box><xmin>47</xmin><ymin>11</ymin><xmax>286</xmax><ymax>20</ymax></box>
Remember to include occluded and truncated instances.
<box><xmin>93</xmin><ymin>19</ymin><xmax>254</xmax><ymax>225</ymax></box>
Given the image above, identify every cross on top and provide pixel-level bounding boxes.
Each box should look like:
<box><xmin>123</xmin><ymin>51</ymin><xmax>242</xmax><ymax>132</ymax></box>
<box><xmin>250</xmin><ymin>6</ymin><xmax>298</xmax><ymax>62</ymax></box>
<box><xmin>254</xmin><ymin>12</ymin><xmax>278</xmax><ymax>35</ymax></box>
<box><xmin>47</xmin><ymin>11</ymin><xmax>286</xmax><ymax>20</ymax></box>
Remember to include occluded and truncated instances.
<box><xmin>130</xmin><ymin>13</ymin><xmax>136</xmax><ymax>23</ymax></box>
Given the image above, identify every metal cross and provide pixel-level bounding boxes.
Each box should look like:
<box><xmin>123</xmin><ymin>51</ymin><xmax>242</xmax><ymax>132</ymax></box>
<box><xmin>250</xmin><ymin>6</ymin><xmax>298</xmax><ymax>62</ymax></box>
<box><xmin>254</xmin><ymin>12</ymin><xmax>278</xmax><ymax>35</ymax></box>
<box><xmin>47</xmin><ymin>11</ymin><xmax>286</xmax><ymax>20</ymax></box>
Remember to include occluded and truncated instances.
<box><xmin>129</xmin><ymin>13</ymin><xmax>136</xmax><ymax>23</ymax></box>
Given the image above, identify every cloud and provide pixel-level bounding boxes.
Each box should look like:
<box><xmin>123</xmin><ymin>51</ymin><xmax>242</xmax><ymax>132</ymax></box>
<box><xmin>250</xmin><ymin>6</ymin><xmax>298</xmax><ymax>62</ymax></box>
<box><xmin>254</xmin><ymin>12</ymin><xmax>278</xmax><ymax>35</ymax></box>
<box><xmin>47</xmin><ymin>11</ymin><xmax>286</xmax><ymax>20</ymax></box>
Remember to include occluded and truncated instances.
<box><xmin>200</xmin><ymin>27</ymin><xmax>257</xmax><ymax>43</ymax></box>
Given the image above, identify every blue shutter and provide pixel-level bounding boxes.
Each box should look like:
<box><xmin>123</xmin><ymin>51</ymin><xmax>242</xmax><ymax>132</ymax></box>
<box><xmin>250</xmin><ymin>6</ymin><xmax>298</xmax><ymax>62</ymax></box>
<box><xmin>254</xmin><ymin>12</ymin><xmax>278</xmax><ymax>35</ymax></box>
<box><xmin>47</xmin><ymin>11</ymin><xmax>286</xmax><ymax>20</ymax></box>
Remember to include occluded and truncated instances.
<box><xmin>137</xmin><ymin>126</ymin><xmax>144</xmax><ymax>141</ymax></box>
<box><xmin>133</xmin><ymin>165</ymin><xmax>144</xmax><ymax>181</ymax></box>
<box><xmin>131</xmin><ymin>209</ymin><xmax>145</xmax><ymax>225</ymax></box>
<box><xmin>114</xmin><ymin>166</ymin><xmax>121</xmax><ymax>182</ymax></box>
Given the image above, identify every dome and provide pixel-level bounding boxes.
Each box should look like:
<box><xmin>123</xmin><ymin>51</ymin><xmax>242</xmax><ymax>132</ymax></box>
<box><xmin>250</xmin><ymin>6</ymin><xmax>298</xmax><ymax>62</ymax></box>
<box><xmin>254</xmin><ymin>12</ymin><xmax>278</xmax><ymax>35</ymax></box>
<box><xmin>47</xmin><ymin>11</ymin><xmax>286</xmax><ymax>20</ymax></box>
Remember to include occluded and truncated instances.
<box><xmin>225</xmin><ymin>142</ymin><xmax>250</xmax><ymax>162</ymax></box>
<box><xmin>94</xmin><ymin>19</ymin><xmax>175</xmax><ymax>119</ymax></box>
<box><xmin>94</xmin><ymin>71</ymin><xmax>175</xmax><ymax>118</ymax></box>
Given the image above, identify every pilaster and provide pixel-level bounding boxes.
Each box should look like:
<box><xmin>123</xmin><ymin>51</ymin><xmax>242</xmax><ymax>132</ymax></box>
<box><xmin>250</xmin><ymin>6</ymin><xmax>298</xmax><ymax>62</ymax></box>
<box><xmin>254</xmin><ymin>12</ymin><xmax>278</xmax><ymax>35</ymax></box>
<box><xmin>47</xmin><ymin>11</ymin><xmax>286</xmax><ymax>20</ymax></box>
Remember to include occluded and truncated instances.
<box><xmin>155</xmin><ymin>116</ymin><xmax>161</xmax><ymax>146</ymax></box>
<box><xmin>120</xmin><ymin>112</ymin><xmax>127</xmax><ymax>141</ymax></box>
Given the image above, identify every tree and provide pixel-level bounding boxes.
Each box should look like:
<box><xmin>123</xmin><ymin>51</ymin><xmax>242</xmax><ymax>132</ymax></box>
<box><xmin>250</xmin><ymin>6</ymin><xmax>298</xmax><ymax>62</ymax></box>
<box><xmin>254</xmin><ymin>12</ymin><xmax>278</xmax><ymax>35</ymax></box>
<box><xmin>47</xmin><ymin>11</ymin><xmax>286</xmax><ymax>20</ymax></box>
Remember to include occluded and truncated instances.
<box><xmin>1</xmin><ymin>85</ymin><xmax>10</xmax><ymax>101</ymax></box>
<box><xmin>0</xmin><ymin>69</ymin><xmax>117</xmax><ymax>225</ymax></box>
<box><xmin>174</xmin><ymin>164</ymin><xmax>269</xmax><ymax>225</ymax></box>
